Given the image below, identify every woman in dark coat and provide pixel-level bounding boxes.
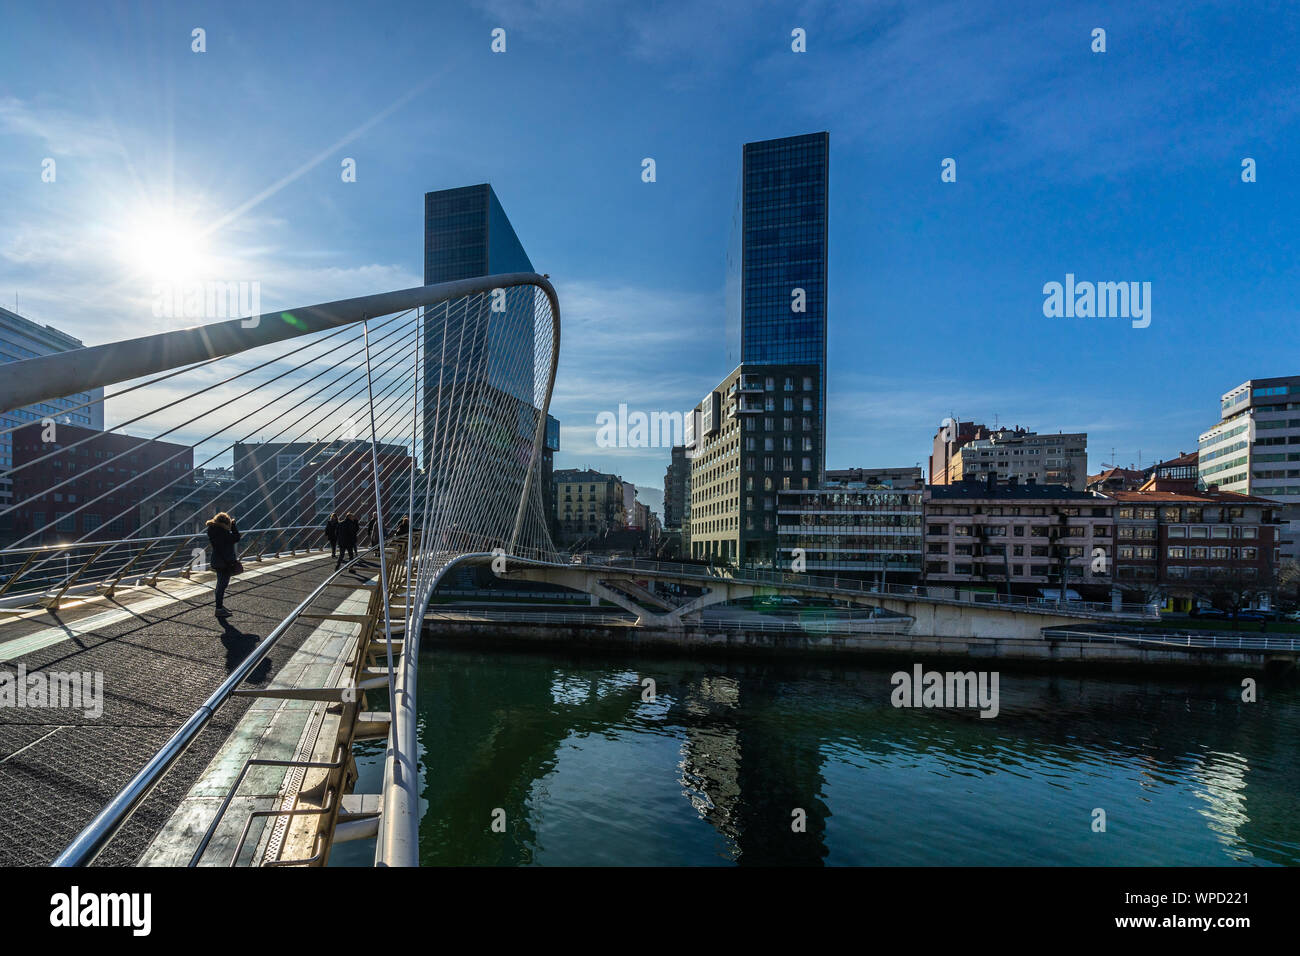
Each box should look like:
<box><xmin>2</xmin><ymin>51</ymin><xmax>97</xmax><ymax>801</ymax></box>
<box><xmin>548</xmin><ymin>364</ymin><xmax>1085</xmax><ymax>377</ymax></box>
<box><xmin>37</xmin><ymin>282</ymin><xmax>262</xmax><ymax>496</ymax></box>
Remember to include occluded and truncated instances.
<box><xmin>336</xmin><ymin>512</ymin><xmax>359</xmax><ymax>569</ymax></box>
<box><xmin>325</xmin><ymin>512</ymin><xmax>340</xmax><ymax>557</ymax></box>
<box><xmin>206</xmin><ymin>511</ymin><xmax>241</xmax><ymax>618</ymax></box>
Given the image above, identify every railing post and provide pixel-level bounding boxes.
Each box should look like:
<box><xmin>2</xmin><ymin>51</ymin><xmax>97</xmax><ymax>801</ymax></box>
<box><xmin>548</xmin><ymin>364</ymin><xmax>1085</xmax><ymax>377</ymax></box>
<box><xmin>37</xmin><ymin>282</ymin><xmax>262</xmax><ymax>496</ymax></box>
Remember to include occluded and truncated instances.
<box><xmin>144</xmin><ymin>538</ymin><xmax>193</xmax><ymax>587</ymax></box>
<box><xmin>41</xmin><ymin>545</ymin><xmax>109</xmax><ymax>610</ymax></box>
<box><xmin>0</xmin><ymin>549</ymin><xmax>40</xmax><ymax>598</ymax></box>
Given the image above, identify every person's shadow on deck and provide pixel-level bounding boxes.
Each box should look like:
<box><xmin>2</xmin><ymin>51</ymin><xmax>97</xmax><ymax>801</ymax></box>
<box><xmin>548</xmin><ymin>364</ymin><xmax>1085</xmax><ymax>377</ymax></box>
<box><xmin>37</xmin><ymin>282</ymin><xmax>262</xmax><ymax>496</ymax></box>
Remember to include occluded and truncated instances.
<box><xmin>220</xmin><ymin>622</ymin><xmax>273</xmax><ymax>682</ymax></box>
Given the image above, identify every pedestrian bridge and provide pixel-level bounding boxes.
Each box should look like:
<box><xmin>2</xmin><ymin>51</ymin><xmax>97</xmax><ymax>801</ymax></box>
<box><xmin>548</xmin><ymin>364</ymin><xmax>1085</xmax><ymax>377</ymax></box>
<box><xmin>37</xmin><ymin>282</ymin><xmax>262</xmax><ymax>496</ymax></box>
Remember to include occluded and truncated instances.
<box><xmin>487</xmin><ymin>553</ymin><xmax>1158</xmax><ymax>639</ymax></box>
<box><xmin>0</xmin><ymin>271</ymin><xmax>1156</xmax><ymax>870</ymax></box>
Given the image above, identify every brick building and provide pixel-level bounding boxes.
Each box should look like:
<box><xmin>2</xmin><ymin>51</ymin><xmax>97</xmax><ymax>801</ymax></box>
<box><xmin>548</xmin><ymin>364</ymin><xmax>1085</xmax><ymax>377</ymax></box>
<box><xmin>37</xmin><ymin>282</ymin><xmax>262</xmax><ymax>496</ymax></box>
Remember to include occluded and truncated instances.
<box><xmin>8</xmin><ymin>422</ymin><xmax>193</xmax><ymax>544</ymax></box>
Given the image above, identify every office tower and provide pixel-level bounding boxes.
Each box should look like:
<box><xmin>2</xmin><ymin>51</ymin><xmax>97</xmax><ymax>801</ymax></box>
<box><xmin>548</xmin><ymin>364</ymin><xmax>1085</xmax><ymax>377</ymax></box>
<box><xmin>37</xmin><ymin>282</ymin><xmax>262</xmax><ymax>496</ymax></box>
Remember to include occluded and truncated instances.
<box><xmin>422</xmin><ymin>183</ymin><xmax>540</xmax><ymax>458</ymax></box>
<box><xmin>0</xmin><ymin>308</ymin><xmax>105</xmax><ymax>524</ymax></box>
<box><xmin>1199</xmin><ymin>375</ymin><xmax>1300</xmax><ymax>560</ymax></box>
<box><xmin>725</xmin><ymin>131</ymin><xmax>828</xmax><ymax>481</ymax></box>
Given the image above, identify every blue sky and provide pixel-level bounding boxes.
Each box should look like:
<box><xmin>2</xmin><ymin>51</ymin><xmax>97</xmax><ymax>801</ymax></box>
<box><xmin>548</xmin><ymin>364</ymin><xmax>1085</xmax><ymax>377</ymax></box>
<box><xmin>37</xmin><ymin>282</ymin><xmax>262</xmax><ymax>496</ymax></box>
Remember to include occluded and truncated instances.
<box><xmin>2</xmin><ymin>0</ymin><xmax>1298</xmax><ymax>512</ymax></box>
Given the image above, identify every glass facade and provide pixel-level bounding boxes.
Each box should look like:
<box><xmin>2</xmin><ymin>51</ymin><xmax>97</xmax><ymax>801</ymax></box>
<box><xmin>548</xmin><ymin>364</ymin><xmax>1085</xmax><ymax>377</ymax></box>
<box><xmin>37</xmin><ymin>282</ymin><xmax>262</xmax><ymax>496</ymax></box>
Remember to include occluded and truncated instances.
<box><xmin>422</xmin><ymin>184</ymin><xmax>539</xmax><ymax>463</ymax></box>
<box><xmin>777</xmin><ymin>488</ymin><xmax>922</xmax><ymax>575</ymax></box>
<box><xmin>726</xmin><ymin>132</ymin><xmax>828</xmax><ymax>478</ymax></box>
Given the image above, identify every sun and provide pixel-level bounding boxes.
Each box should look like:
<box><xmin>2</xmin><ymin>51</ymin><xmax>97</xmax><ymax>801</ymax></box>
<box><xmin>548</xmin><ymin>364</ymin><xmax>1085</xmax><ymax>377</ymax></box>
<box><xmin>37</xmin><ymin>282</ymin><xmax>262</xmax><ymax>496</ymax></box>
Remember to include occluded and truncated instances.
<box><xmin>119</xmin><ymin>211</ymin><xmax>213</xmax><ymax>282</ymax></box>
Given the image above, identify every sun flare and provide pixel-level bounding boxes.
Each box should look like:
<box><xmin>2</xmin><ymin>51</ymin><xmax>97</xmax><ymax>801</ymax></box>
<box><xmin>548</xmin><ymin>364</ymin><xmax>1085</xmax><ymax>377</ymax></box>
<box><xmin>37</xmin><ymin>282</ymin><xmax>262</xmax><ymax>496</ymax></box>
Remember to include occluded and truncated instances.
<box><xmin>119</xmin><ymin>211</ymin><xmax>213</xmax><ymax>282</ymax></box>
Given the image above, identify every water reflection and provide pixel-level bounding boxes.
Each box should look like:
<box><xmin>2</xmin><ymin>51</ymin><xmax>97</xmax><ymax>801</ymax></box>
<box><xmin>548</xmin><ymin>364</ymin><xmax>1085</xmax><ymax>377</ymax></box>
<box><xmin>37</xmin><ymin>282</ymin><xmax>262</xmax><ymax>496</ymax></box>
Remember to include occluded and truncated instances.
<box><xmin>335</xmin><ymin>646</ymin><xmax>1300</xmax><ymax>866</ymax></box>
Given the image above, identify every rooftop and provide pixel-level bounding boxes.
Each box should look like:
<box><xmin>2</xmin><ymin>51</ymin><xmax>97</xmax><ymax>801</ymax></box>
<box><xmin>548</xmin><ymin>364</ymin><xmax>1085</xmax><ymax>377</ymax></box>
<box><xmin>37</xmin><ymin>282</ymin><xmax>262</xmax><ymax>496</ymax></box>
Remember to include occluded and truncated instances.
<box><xmin>926</xmin><ymin>478</ymin><xmax>1098</xmax><ymax>501</ymax></box>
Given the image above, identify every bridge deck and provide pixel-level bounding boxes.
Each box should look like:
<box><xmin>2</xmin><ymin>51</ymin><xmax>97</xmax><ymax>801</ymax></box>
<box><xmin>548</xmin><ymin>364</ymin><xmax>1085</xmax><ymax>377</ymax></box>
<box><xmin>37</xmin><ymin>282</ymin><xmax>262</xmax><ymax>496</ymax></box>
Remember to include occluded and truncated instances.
<box><xmin>139</xmin><ymin>581</ymin><xmax>376</xmax><ymax>866</ymax></box>
<box><xmin>0</xmin><ymin>550</ymin><xmax>345</xmax><ymax>866</ymax></box>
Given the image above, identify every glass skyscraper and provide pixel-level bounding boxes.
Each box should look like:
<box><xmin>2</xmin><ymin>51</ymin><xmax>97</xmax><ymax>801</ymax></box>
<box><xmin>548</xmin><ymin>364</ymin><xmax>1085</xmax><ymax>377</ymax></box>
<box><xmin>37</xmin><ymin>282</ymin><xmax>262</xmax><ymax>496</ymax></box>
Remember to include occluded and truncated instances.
<box><xmin>725</xmin><ymin>132</ymin><xmax>829</xmax><ymax>477</ymax></box>
<box><xmin>422</xmin><ymin>183</ymin><xmax>539</xmax><ymax>464</ymax></box>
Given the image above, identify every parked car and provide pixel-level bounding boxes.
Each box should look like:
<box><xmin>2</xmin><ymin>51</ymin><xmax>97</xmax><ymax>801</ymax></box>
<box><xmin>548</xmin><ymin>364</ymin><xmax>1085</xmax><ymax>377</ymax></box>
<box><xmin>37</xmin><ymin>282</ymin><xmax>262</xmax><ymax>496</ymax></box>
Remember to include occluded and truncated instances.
<box><xmin>1191</xmin><ymin>606</ymin><xmax>1227</xmax><ymax>619</ymax></box>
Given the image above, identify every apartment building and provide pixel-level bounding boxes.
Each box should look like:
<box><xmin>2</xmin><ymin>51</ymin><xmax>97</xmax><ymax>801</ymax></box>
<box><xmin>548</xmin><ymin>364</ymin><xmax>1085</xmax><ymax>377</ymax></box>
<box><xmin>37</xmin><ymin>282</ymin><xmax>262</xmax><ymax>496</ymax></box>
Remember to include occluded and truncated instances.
<box><xmin>688</xmin><ymin>364</ymin><xmax>822</xmax><ymax>565</ymax></box>
<box><xmin>924</xmin><ymin>477</ymin><xmax>1114</xmax><ymax>594</ymax></box>
<box><xmin>947</xmin><ymin>427</ymin><xmax>1088</xmax><ymax>490</ymax></box>
<box><xmin>1103</xmin><ymin>487</ymin><xmax>1280</xmax><ymax>610</ymax></box>
<box><xmin>553</xmin><ymin>468</ymin><xmax>625</xmax><ymax>546</ymax></box>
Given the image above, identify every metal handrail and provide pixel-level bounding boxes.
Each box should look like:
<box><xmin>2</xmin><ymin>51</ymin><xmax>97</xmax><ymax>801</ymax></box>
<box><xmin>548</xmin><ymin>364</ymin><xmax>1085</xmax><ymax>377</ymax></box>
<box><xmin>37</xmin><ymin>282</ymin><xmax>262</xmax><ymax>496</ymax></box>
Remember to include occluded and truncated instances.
<box><xmin>1045</xmin><ymin>627</ymin><xmax>1300</xmax><ymax>652</ymax></box>
<box><xmin>0</xmin><ymin>523</ymin><xmax>319</xmax><ymax>559</ymax></box>
<box><xmin>0</xmin><ymin>524</ymin><xmax>322</xmax><ymax>602</ymax></box>
<box><xmin>425</xmin><ymin>606</ymin><xmax>914</xmax><ymax>635</ymax></box>
<box><xmin>50</xmin><ymin>549</ymin><xmax>375</xmax><ymax>867</ymax></box>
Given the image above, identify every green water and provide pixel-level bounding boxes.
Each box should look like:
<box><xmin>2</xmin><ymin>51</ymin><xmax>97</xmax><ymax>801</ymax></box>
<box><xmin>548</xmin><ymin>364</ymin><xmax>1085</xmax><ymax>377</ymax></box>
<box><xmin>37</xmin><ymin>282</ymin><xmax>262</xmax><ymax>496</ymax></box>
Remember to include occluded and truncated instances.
<box><xmin>333</xmin><ymin>646</ymin><xmax>1300</xmax><ymax>866</ymax></box>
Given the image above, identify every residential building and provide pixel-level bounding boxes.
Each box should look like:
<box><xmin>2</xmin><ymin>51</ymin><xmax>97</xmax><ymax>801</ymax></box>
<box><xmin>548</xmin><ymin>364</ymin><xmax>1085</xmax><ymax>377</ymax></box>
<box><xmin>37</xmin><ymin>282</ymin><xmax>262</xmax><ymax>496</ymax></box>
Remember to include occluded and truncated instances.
<box><xmin>947</xmin><ymin>427</ymin><xmax>1088</xmax><ymax>490</ymax></box>
<box><xmin>664</xmin><ymin>445</ymin><xmax>690</xmax><ymax>530</ymax></box>
<box><xmin>553</xmin><ymin>468</ymin><xmax>625</xmax><ymax>547</ymax></box>
<box><xmin>1086</xmin><ymin>467</ymin><xmax>1146</xmax><ymax>493</ymax></box>
<box><xmin>929</xmin><ymin>419</ymin><xmax>982</xmax><ymax>486</ymax></box>
<box><xmin>0</xmin><ymin>308</ymin><xmax>105</xmax><ymax>523</ymax></box>
<box><xmin>688</xmin><ymin>364</ymin><xmax>822</xmax><ymax>565</ymax></box>
<box><xmin>1148</xmin><ymin>450</ymin><xmax>1199</xmax><ymax>485</ymax></box>
<box><xmin>1199</xmin><ymin>376</ymin><xmax>1300</xmax><ymax>560</ymax></box>
<box><xmin>725</xmin><ymin>131</ymin><xmax>829</xmax><ymax>481</ymax></box>
<box><xmin>623</xmin><ymin>481</ymin><xmax>637</xmax><ymax>530</ymax></box>
<box><xmin>924</xmin><ymin>477</ymin><xmax>1115</xmax><ymax>595</ymax></box>
<box><xmin>1102</xmin><ymin>487</ymin><xmax>1281</xmax><ymax>611</ymax></box>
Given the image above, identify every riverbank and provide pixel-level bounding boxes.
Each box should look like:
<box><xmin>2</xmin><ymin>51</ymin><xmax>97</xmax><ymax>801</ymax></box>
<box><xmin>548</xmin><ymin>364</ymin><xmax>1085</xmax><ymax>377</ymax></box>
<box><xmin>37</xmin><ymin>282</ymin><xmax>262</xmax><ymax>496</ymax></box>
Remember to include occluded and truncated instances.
<box><xmin>421</xmin><ymin>611</ymin><xmax>1300</xmax><ymax>676</ymax></box>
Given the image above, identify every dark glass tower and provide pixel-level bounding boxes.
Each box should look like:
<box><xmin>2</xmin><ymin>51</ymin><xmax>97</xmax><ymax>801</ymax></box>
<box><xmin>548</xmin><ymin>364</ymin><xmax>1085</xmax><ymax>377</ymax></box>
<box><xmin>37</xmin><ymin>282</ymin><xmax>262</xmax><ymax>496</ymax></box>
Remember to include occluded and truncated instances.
<box><xmin>422</xmin><ymin>184</ymin><xmax>538</xmax><ymax>465</ymax></box>
<box><xmin>725</xmin><ymin>132</ymin><xmax>829</xmax><ymax>478</ymax></box>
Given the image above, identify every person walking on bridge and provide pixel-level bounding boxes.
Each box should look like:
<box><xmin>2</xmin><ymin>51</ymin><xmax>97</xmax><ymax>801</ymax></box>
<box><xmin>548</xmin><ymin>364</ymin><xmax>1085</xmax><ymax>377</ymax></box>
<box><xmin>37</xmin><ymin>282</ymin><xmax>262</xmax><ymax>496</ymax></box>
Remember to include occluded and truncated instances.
<box><xmin>365</xmin><ymin>512</ymin><xmax>377</xmax><ymax>547</ymax></box>
<box><xmin>325</xmin><ymin>512</ymin><xmax>340</xmax><ymax>557</ymax></box>
<box><xmin>337</xmin><ymin>512</ymin><xmax>359</xmax><ymax>570</ymax></box>
<box><xmin>206</xmin><ymin>511</ymin><xmax>242</xmax><ymax>619</ymax></box>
